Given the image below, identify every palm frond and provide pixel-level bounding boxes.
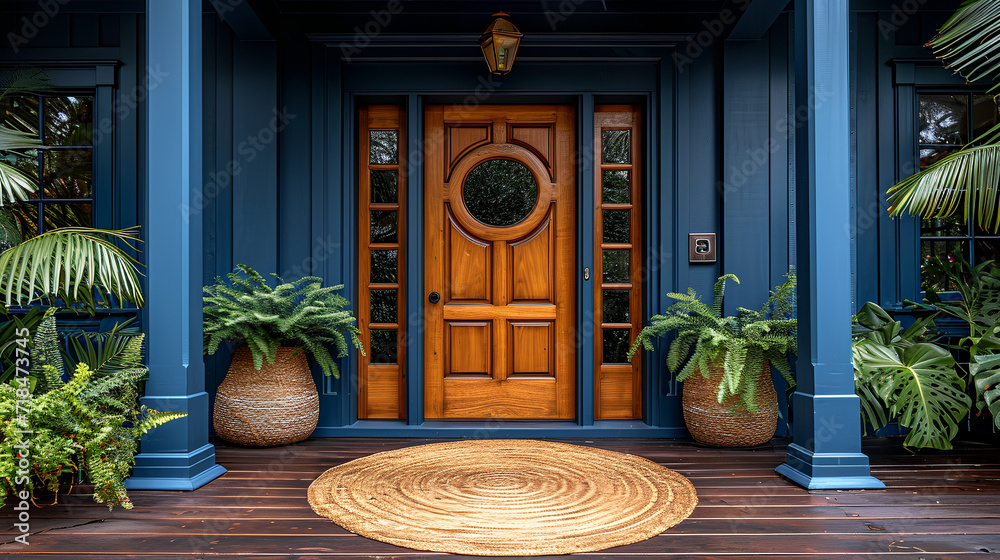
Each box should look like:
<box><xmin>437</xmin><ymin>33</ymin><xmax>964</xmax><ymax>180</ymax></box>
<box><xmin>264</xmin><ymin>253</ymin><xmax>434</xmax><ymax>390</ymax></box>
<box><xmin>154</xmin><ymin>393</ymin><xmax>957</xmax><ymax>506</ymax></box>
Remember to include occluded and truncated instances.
<box><xmin>888</xmin><ymin>143</ymin><xmax>1000</xmax><ymax>232</ymax></box>
<box><xmin>0</xmin><ymin>68</ymin><xmax>51</xmax><ymax>101</ymax></box>
<box><xmin>928</xmin><ymin>0</ymin><xmax>1000</xmax><ymax>88</ymax></box>
<box><xmin>0</xmin><ymin>227</ymin><xmax>144</xmax><ymax>309</ymax></box>
<box><xmin>0</xmin><ymin>126</ymin><xmax>42</xmax><ymax>207</ymax></box>
<box><xmin>0</xmin><ymin>206</ymin><xmax>23</xmax><ymax>249</ymax></box>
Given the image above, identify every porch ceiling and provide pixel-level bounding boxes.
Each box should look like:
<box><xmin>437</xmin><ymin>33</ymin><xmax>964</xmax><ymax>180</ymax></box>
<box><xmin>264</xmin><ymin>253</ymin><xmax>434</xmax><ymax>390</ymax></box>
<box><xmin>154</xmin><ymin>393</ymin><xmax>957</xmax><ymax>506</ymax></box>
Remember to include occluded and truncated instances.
<box><xmin>253</xmin><ymin>0</ymin><xmax>736</xmax><ymax>35</ymax></box>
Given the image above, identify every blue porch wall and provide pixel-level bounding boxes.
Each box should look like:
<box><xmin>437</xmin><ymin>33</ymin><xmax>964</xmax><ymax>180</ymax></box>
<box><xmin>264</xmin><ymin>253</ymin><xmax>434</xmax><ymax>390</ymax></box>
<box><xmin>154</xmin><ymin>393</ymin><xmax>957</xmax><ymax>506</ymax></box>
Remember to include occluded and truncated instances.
<box><xmin>197</xmin><ymin>11</ymin><xmax>731</xmax><ymax>432</ymax></box>
<box><xmin>197</xmin><ymin>1</ymin><xmax>963</xmax><ymax>436</ymax></box>
<box><xmin>2</xmin><ymin>1</ymin><xmax>964</xmax><ymax>439</ymax></box>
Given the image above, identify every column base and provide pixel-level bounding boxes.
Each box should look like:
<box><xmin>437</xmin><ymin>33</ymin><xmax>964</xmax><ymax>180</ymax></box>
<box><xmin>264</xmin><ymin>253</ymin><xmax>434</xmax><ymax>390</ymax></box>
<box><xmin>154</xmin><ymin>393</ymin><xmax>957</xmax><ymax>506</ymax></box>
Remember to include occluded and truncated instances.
<box><xmin>125</xmin><ymin>444</ymin><xmax>227</xmax><ymax>491</ymax></box>
<box><xmin>776</xmin><ymin>442</ymin><xmax>885</xmax><ymax>490</ymax></box>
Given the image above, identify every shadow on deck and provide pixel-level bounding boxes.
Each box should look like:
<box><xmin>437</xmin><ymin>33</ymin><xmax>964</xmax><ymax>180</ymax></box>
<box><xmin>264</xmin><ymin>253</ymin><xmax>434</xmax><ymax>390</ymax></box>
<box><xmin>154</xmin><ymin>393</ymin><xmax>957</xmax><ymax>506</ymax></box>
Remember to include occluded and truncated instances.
<box><xmin>2</xmin><ymin>437</ymin><xmax>1000</xmax><ymax>559</ymax></box>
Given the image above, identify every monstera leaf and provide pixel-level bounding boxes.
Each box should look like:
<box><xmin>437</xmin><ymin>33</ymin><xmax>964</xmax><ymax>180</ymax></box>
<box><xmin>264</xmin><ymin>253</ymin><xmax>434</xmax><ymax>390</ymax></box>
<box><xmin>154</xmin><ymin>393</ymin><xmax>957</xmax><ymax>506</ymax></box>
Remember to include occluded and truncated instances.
<box><xmin>971</xmin><ymin>354</ymin><xmax>1000</xmax><ymax>429</ymax></box>
<box><xmin>856</xmin><ymin>342</ymin><xmax>971</xmax><ymax>450</ymax></box>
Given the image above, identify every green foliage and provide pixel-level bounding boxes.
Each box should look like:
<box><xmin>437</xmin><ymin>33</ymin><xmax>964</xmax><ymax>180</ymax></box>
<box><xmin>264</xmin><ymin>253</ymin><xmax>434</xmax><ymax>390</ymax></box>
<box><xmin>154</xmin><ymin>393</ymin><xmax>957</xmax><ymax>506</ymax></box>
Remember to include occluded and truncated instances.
<box><xmin>852</xmin><ymin>302</ymin><xmax>972</xmax><ymax>450</ymax></box>
<box><xmin>0</xmin><ymin>306</ymin><xmax>45</xmax><ymax>384</ymax></box>
<box><xmin>928</xmin><ymin>0</ymin><xmax>1000</xmax><ymax>91</ymax></box>
<box><xmin>905</xmin><ymin>256</ymin><xmax>1000</xmax><ymax>429</ymax></box>
<box><xmin>628</xmin><ymin>273</ymin><xmax>797</xmax><ymax>413</ymax></box>
<box><xmin>0</xmin><ymin>70</ymin><xmax>145</xmax><ymax>310</ymax></box>
<box><xmin>907</xmin><ymin>255</ymin><xmax>1000</xmax><ymax>356</ymax></box>
<box><xmin>203</xmin><ymin>264</ymin><xmax>364</xmax><ymax>378</ymax></box>
<box><xmin>887</xmin><ymin>0</ymin><xmax>1000</xmax><ymax>232</ymax></box>
<box><xmin>0</xmin><ymin>315</ymin><xmax>184</xmax><ymax>510</ymax></box>
<box><xmin>0</xmin><ymin>226</ymin><xmax>145</xmax><ymax>310</ymax></box>
<box><xmin>970</xmin><ymin>354</ymin><xmax>1000</xmax><ymax>428</ymax></box>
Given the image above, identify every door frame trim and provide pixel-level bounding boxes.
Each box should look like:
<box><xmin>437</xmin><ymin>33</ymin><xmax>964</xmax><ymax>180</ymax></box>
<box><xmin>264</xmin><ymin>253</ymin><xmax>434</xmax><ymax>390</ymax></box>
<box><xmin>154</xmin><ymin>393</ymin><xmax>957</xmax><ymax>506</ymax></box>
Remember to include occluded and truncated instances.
<box><xmin>325</xmin><ymin>52</ymin><xmax>680</xmax><ymax>432</ymax></box>
<box><xmin>346</xmin><ymin>93</ymin><xmax>663</xmax><ymax>429</ymax></box>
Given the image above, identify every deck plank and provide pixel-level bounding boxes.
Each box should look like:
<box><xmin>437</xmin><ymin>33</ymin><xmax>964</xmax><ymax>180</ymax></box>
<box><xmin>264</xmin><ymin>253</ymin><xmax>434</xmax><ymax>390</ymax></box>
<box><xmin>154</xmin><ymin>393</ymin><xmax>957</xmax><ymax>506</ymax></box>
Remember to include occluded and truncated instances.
<box><xmin>1</xmin><ymin>437</ymin><xmax>998</xmax><ymax>558</ymax></box>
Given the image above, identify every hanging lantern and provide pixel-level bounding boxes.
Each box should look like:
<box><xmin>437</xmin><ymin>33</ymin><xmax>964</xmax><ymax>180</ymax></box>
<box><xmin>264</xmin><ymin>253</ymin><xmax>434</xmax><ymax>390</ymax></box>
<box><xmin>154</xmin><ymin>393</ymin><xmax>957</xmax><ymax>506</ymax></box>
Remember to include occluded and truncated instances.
<box><xmin>479</xmin><ymin>12</ymin><xmax>523</xmax><ymax>75</ymax></box>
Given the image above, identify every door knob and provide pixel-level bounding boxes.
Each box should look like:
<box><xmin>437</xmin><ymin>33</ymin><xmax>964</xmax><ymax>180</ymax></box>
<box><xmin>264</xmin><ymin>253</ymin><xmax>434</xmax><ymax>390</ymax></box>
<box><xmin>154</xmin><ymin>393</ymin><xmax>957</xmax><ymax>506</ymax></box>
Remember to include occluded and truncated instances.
<box><xmin>428</xmin><ymin>292</ymin><xmax>441</xmax><ymax>304</ymax></box>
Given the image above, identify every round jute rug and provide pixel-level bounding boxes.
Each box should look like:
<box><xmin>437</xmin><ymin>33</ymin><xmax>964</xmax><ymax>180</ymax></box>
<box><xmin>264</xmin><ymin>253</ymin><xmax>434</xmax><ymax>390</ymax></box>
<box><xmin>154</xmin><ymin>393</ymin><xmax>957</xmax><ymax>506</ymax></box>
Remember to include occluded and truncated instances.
<box><xmin>307</xmin><ymin>439</ymin><xmax>698</xmax><ymax>556</ymax></box>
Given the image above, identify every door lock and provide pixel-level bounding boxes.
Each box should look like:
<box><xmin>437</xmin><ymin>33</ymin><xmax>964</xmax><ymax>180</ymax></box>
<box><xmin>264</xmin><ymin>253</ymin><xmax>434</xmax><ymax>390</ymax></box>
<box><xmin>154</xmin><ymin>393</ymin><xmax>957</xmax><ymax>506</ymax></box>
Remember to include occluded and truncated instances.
<box><xmin>584</xmin><ymin>267</ymin><xmax>590</xmax><ymax>281</ymax></box>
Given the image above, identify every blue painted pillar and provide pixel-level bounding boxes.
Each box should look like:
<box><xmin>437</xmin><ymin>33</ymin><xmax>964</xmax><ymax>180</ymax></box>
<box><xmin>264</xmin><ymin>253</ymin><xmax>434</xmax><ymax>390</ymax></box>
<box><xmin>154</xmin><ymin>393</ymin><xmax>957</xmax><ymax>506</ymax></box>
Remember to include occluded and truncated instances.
<box><xmin>774</xmin><ymin>0</ymin><xmax>884</xmax><ymax>490</ymax></box>
<box><xmin>126</xmin><ymin>0</ymin><xmax>227</xmax><ymax>490</ymax></box>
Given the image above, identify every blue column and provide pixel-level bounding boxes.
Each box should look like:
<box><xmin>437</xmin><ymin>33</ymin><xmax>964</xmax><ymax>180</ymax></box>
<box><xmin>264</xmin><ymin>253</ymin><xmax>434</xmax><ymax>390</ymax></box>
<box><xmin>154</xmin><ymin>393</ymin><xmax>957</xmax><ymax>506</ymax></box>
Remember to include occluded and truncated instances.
<box><xmin>774</xmin><ymin>0</ymin><xmax>884</xmax><ymax>490</ymax></box>
<box><xmin>126</xmin><ymin>0</ymin><xmax>227</xmax><ymax>490</ymax></box>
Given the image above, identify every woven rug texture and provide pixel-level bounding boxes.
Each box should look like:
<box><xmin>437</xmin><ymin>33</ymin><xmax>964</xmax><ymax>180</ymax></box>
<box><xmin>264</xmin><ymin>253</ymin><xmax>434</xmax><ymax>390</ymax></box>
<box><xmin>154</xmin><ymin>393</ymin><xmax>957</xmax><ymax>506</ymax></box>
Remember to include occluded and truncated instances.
<box><xmin>307</xmin><ymin>439</ymin><xmax>698</xmax><ymax>556</ymax></box>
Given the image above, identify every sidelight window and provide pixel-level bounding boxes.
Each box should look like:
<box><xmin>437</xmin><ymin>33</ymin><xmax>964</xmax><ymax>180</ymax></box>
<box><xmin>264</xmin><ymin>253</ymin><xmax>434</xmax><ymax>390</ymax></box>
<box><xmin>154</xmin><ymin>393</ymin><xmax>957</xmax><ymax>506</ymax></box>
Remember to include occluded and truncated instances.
<box><xmin>358</xmin><ymin>106</ymin><xmax>406</xmax><ymax>419</ymax></box>
<box><xmin>594</xmin><ymin>106</ymin><xmax>642</xmax><ymax>420</ymax></box>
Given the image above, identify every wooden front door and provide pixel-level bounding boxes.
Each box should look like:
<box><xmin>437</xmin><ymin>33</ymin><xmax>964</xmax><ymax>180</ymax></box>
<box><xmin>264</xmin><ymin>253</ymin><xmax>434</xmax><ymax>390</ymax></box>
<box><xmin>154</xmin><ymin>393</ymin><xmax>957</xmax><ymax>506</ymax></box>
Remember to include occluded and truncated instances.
<box><xmin>424</xmin><ymin>105</ymin><xmax>575</xmax><ymax>419</ymax></box>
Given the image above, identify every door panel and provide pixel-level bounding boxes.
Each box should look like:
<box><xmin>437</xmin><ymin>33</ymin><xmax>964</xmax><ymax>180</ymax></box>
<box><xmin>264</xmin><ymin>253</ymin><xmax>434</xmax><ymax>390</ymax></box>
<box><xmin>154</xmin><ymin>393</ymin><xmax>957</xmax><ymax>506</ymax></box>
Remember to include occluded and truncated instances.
<box><xmin>424</xmin><ymin>105</ymin><xmax>575</xmax><ymax>419</ymax></box>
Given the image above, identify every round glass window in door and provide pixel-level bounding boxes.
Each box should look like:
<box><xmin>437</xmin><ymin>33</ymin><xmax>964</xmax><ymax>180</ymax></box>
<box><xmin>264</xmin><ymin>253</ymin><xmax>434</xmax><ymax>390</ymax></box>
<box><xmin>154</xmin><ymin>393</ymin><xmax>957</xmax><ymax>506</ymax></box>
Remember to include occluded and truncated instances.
<box><xmin>462</xmin><ymin>158</ymin><xmax>538</xmax><ymax>227</ymax></box>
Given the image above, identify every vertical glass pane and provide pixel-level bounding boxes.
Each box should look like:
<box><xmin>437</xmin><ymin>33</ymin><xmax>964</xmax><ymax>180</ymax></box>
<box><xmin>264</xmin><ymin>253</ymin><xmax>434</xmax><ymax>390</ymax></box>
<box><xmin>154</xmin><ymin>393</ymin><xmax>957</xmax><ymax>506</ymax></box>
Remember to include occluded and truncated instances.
<box><xmin>973</xmin><ymin>94</ymin><xmax>1000</xmax><ymax>141</ymax></box>
<box><xmin>602</xmin><ymin>328</ymin><xmax>631</xmax><ymax>364</ymax></box>
<box><xmin>370</xmin><ymin>210</ymin><xmax>398</xmax><ymax>243</ymax></box>
<box><xmin>370</xmin><ymin>329</ymin><xmax>398</xmax><ymax>364</ymax></box>
<box><xmin>43</xmin><ymin>149</ymin><xmax>93</xmax><ymax>198</ymax></box>
<box><xmin>43</xmin><ymin>202</ymin><xmax>92</xmax><ymax>230</ymax></box>
<box><xmin>919</xmin><ymin>147</ymin><xmax>960</xmax><ymax>170</ymax></box>
<box><xmin>602</xmin><ymin>170</ymin><xmax>630</xmax><ymax>204</ymax></box>
<box><xmin>0</xmin><ymin>96</ymin><xmax>39</xmax><ymax>135</ymax></box>
<box><xmin>921</xmin><ymin>239</ymin><xmax>967</xmax><ymax>292</ymax></box>
<box><xmin>976</xmin><ymin>220</ymin><xmax>1000</xmax><ymax>236</ymax></box>
<box><xmin>974</xmin><ymin>238</ymin><xmax>1000</xmax><ymax>267</ymax></box>
<box><xmin>370</xmin><ymin>249</ymin><xmax>398</xmax><ymax>283</ymax></box>
<box><xmin>602</xmin><ymin>250</ymin><xmax>630</xmax><ymax>283</ymax></box>
<box><xmin>44</xmin><ymin>96</ymin><xmax>93</xmax><ymax>146</ymax></box>
<box><xmin>369</xmin><ymin>130</ymin><xmax>399</xmax><ymax>165</ymax></box>
<box><xmin>370</xmin><ymin>289</ymin><xmax>397</xmax><ymax>324</ymax></box>
<box><xmin>602</xmin><ymin>130</ymin><xmax>630</xmax><ymax>164</ymax></box>
<box><xmin>370</xmin><ymin>169</ymin><xmax>399</xmax><ymax>203</ymax></box>
<box><xmin>8</xmin><ymin>202</ymin><xmax>38</xmax><ymax>243</ymax></box>
<box><xmin>0</xmin><ymin>149</ymin><xmax>39</xmax><ymax>198</ymax></box>
<box><xmin>922</xmin><ymin>216</ymin><xmax>967</xmax><ymax>237</ymax></box>
<box><xmin>602</xmin><ymin>289</ymin><xmax>630</xmax><ymax>324</ymax></box>
<box><xmin>918</xmin><ymin>94</ymin><xmax>968</xmax><ymax>145</ymax></box>
<box><xmin>603</xmin><ymin>209</ymin><xmax>630</xmax><ymax>244</ymax></box>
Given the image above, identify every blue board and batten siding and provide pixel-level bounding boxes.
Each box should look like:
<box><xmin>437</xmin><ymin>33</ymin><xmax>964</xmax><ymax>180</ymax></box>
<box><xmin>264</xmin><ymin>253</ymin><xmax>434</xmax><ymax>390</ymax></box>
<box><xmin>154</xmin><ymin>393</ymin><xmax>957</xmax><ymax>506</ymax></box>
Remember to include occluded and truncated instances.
<box><xmin>198</xmin><ymin>23</ymin><xmax>719</xmax><ymax>435</ymax></box>
<box><xmin>0</xmin><ymin>2</ymin><xmax>969</xmax><ymax>448</ymax></box>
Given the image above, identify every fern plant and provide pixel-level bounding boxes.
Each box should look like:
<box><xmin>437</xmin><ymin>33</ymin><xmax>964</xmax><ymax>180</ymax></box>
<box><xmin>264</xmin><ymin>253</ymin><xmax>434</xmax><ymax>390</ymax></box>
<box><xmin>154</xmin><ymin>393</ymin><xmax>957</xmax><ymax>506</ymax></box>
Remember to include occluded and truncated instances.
<box><xmin>0</xmin><ymin>313</ymin><xmax>185</xmax><ymax>510</ymax></box>
<box><xmin>628</xmin><ymin>273</ymin><xmax>797</xmax><ymax>413</ymax></box>
<box><xmin>203</xmin><ymin>264</ymin><xmax>364</xmax><ymax>378</ymax></box>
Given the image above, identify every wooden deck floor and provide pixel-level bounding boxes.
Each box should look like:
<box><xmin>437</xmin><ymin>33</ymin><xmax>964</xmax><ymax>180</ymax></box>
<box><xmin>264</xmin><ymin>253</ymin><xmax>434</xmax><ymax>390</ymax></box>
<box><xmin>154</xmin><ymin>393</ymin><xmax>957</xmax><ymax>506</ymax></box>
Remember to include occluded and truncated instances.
<box><xmin>2</xmin><ymin>437</ymin><xmax>999</xmax><ymax>559</ymax></box>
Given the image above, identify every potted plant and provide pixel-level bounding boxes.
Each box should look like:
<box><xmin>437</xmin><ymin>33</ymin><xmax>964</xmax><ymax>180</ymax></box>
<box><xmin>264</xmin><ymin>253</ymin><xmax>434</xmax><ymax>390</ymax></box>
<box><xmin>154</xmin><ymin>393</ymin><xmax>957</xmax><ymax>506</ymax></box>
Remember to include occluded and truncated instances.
<box><xmin>203</xmin><ymin>265</ymin><xmax>363</xmax><ymax>446</ymax></box>
<box><xmin>628</xmin><ymin>274</ymin><xmax>797</xmax><ymax>447</ymax></box>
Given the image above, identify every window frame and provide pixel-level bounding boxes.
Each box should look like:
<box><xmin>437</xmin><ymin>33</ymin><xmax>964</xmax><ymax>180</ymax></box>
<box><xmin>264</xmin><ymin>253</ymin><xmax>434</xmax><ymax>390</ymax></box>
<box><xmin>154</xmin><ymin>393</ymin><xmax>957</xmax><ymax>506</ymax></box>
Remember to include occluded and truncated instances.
<box><xmin>914</xmin><ymin>88</ymin><xmax>1000</xmax><ymax>293</ymax></box>
<box><xmin>4</xmin><ymin>91</ymin><xmax>97</xmax><ymax>235</ymax></box>
<box><xmin>357</xmin><ymin>105</ymin><xmax>407</xmax><ymax>420</ymax></box>
<box><xmin>0</xmin><ymin>61</ymin><xmax>134</xmax><ymax>311</ymax></box>
<box><xmin>594</xmin><ymin>105</ymin><xmax>643</xmax><ymax>420</ymax></box>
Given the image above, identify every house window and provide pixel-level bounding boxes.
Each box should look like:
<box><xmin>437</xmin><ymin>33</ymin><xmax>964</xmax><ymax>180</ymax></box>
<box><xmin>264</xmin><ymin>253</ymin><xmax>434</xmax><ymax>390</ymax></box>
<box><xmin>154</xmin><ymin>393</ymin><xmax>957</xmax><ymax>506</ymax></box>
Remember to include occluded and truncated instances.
<box><xmin>917</xmin><ymin>92</ymin><xmax>1000</xmax><ymax>291</ymax></box>
<box><xmin>594</xmin><ymin>105</ymin><xmax>642</xmax><ymax>420</ymax></box>
<box><xmin>357</xmin><ymin>105</ymin><xmax>406</xmax><ymax>419</ymax></box>
<box><xmin>0</xmin><ymin>94</ymin><xmax>94</xmax><ymax>241</ymax></box>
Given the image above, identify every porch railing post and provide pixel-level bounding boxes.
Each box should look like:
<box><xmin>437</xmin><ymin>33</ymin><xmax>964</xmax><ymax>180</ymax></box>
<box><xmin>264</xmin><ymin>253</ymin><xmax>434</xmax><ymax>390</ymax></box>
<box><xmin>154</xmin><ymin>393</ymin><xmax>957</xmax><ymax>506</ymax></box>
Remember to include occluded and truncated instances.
<box><xmin>125</xmin><ymin>0</ymin><xmax>227</xmax><ymax>490</ymax></box>
<box><xmin>775</xmin><ymin>0</ymin><xmax>885</xmax><ymax>490</ymax></box>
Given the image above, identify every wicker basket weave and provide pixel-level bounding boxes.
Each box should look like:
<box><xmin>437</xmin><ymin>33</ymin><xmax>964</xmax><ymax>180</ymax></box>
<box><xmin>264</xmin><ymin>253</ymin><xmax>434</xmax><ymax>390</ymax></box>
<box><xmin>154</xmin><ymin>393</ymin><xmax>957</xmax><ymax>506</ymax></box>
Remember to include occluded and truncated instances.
<box><xmin>213</xmin><ymin>346</ymin><xmax>319</xmax><ymax>447</ymax></box>
<box><xmin>681</xmin><ymin>360</ymin><xmax>778</xmax><ymax>447</ymax></box>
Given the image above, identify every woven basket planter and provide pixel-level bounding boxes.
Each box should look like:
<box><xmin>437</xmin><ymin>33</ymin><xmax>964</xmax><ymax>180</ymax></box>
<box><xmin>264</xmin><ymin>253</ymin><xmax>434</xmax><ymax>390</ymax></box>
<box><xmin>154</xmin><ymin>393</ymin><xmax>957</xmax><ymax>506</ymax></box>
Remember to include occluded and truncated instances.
<box><xmin>681</xmin><ymin>360</ymin><xmax>778</xmax><ymax>447</ymax></box>
<box><xmin>213</xmin><ymin>346</ymin><xmax>319</xmax><ymax>447</ymax></box>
